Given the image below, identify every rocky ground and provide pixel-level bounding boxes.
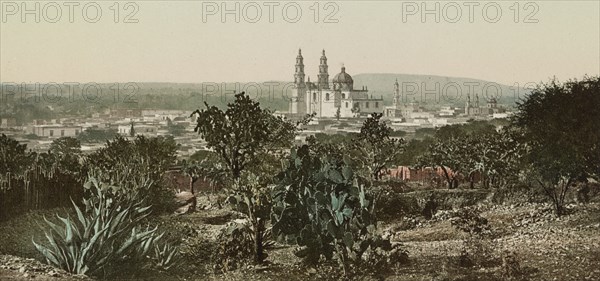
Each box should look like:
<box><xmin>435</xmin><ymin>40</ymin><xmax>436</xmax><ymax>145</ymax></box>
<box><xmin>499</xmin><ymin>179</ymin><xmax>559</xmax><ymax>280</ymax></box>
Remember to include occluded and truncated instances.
<box><xmin>1</xmin><ymin>193</ymin><xmax>599</xmax><ymax>280</ymax></box>
<box><xmin>0</xmin><ymin>255</ymin><xmax>92</xmax><ymax>281</ymax></box>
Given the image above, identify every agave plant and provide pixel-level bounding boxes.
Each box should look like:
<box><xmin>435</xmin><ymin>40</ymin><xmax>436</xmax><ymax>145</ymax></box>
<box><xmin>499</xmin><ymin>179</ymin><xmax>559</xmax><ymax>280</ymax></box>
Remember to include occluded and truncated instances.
<box><xmin>152</xmin><ymin>241</ymin><xmax>181</xmax><ymax>271</ymax></box>
<box><xmin>32</xmin><ymin>178</ymin><xmax>168</xmax><ymax>276</ymax></box>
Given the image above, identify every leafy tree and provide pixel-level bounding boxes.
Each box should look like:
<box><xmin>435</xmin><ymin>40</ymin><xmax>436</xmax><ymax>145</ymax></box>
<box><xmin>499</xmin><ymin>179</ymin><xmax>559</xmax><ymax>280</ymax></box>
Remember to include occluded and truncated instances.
<box><xmin>49</xmin><ymin>137</ymin><xmax>83</xmax><ymax>175</ymax></box>
<box><xmin>189</xmin><ymin>149</ymin><xmax>218</xmax><ymax>162</ymax></box>
<box><xmin>192</xmin><ymin>92</ymin><xmax>301</xmax><ymax>179</ymax></box>
<box><xmin>77</xmin><ymin>128</ymin><xmax>118</xmax><ymax>143</ymax></box>
<box><xmin>396</xmin><ymin>137</ymin><xmax>434</xmax><ymax>166</ymax></box>
<box><xmin>180</xmin><ymin>155</ymin><xmax>227</xmax><ymax>195</ymax></box>
<box><xmin>86</xmin><ymin>135</ymin><xmax>178</xmax><ymax>210</ymax></box>
<box><xmin>166</xmin><ymin>117</ymin><xmax>186</xmax><ymax>136</ymax></box>
<box><xmin>0</xmin><ymin>133</ymin><xmax>31</xmax><ymax>175</ymax></box>
<box><xmin>191</xmin><ymin>91</ymin><xmax>309</xmax><ymax>264</ymax></box>
<box><xmin>417</xmin><ymin>138</ymin><xmax>464</xmax><ymax>189</ymax></box>
<box><xmin>353</xmin><ymin>113</ymin><xmax>405</xmax><ymax>180</ymax></box>
<box><xmin>414</xmin><ymin>127</ymin><xmax>436</xmax><ymax>139</ymax></box>
<box><xmin>434</xmin><ymin>120</ymin><xmax>495</xmax><ymax>140</ymax></box>
<box><xmin>512</xmin><ymin>77</ymin><xmax>600</xmax><ymax>216</ymax></box>
<box><xmin>168</xmin><ymin>124</ymin><xmax>186</xmax><ymax>136</ymax></box>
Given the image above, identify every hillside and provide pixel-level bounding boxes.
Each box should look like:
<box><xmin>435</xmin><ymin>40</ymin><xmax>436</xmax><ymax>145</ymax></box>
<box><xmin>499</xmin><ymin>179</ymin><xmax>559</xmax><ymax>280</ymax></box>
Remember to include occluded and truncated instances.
<box><xmin>352</xmin><ymin>73</ymin><xmax>530</xmax><ymax>107</ymax></box>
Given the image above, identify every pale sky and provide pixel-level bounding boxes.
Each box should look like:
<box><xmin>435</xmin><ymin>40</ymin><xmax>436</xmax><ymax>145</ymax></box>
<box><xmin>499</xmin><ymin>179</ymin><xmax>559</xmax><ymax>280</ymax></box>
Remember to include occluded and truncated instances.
<box><xmin>1</xmin><ymin>1</ymin><xmax>599</xmax><ymax>85</ymax></box>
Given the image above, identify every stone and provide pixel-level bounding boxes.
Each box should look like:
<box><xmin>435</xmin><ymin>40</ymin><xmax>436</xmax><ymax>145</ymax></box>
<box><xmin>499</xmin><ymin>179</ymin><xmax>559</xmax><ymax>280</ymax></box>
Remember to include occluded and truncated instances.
<box><xmin>174</xmin><ymin>191</ymin><xmax>197</xmax><ymax>213</ymax></box>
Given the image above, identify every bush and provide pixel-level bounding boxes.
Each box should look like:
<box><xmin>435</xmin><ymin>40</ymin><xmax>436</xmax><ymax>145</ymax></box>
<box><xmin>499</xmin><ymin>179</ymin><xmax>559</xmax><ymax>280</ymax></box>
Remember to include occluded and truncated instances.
<box><xmin>501</xmin><ymin>250</ymin><xmax>523</xmax><ymax>280</ymax></box>
<box><xmin>32</xmin><ymin>178</ymin><xmax>179</xmax><ymax>277</ymax></box>
<box><xmin>85</xmin><ymin>135</ymin><xmax>178</xmax><ymax>213</ymax></box>
<box><xmin>213</xmin><ymin>221</ymin><xmax>255</xmax><ymax>273</ymax></box>
<box><xmin>450</xmin><ymin>208</ymin><xmax>497</xmax><ymax>268</ymax></box>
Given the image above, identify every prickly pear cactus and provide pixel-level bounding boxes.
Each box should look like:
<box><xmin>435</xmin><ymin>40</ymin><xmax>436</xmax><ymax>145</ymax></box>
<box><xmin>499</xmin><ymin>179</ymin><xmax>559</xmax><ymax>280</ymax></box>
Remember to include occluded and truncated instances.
<box><xmin>272</xmin><ymin>145</ymin><xmax>406</xmax><ymax>276</ymax></box>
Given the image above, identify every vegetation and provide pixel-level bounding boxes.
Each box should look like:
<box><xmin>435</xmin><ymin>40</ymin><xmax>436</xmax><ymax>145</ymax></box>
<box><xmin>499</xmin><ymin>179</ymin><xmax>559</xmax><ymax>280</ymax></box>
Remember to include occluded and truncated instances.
<box><xmin>354</xmin><ymin>113</ymin><xmax>405</xmax><ymax>180</ymax></box>
<box><xmin>33</xmin><ymin>178</ymin><xmax>179</xmax><ymax>277</ymax></box>
<box><xmin>192</xmin><ymin>91</ymin><xmax>301</xmax><ymax>179</ymax></box>
<box><xmin>417</xmin><ymin>123</ymin><xmax>525</xmax><ymax>189</ymax></box>
<box><xmin>272</xmin><ymin>145</ymin><xmax>407</xmax><ymax>277</ymax></box>
<box><xmin>86</xmin><ymin>135</ymin><xmax>178</xmax><ymax>211</ymax></box>
<box><xmin>191</xmin><ymin>92</ymin><xmax>309</xmax><ymax>264</ymax></box>
<box><xmin>512</xmin><ymin>77</ymin><xmax>600</xmax><ymax>216</ymax></box>
<box><xmin>77</xmin><ymin>128</ymin><xmax>118</xmax><ymax>143</ymax></box>
<box><xmin>0</xmin><ymin>76</ymin><xmax>598</xmax><ymax>280</ymax></box>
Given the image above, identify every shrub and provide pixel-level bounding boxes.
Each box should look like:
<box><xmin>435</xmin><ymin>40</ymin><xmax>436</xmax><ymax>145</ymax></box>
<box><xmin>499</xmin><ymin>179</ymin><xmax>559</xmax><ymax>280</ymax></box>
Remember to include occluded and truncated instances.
<box><xmin>85</xmin><ymin>135</ymin><xmax>178</xmax><ymax>213</ymax></box>
<box><xmin>225</xmin><ymin>173</ymin><xmax>273</xmax><ymax>264</ymax></box>
<box><xmin>450</xmin><ymin>208</ymin><xmax>496</xmax><ymax>267</ymax></box>
<box><xmin>501</xmin><ymin>250</ymin><xmax>522</xmax><ymax>280</ymax></box>
<box><xmin>213</xmin><ymin>221</ymin><xmax>255</xmax><ymax>273</ymax></box>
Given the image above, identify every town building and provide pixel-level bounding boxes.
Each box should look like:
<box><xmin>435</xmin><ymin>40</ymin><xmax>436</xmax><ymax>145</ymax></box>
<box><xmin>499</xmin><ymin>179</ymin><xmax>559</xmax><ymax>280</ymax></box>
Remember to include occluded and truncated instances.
<box><xmin>117</xmin><ymin>123</ymin><xmax>158</xmax><ymax>137</ymax></box>
<box><xmin>30</xmin><ymin>125</ymin><xmax>82</xmax><ymax>138</ymax></box>
<box><xmin>0</xmin><ymin>117</ymin><xmax>17</xmax><ymax>129</ymax></box>
<box><xmin>289</xmin><ymin>49</ymin><xmax>383</xmax><ymax>118</ymax></box>
<box><xmin>465</xmin><ymin>95</ymin><xmax>505</xmax><ymax>116</ymax></box>
<box><xmin>385</xmin><ymin>79</ymin><xmax>426</xmax><ymax>120</ymax></box>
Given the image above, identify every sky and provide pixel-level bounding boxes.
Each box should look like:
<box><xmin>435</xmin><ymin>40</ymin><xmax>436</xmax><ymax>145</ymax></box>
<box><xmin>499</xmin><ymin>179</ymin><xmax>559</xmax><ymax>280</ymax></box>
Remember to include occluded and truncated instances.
<box><xmin>1</xmin><ymin>0</ymin><xmax>599</xmax><ymax>85</ymax></box>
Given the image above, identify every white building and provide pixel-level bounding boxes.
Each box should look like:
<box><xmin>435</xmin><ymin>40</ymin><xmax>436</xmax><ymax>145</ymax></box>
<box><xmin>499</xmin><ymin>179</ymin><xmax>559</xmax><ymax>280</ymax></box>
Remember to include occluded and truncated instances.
<box><xmin>117</xmin><ymin>124</ymin><xmax>158</xmax><ymax>137</ymax></box>
<box><xmin>289</xmin><ymin>49</ymin><xmax>383</xmax><ymax>118</ymax></box>
<box><xmin>141</xmin><ymin>110</ymin><xmax>188</xmax><ymax>121</ymax></box>
<box><xmin>30</xmin><ymin>125</ymin><xmax>82</xmax><ymax>138</ymax></box>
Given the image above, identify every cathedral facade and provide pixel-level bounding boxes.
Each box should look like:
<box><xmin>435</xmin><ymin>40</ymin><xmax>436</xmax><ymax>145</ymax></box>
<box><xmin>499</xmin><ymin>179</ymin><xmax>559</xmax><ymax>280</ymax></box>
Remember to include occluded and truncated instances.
<box><xmin>289</xmin><ymin>49</ymin><xmax>383</xmax><ymax>118</ymax></box>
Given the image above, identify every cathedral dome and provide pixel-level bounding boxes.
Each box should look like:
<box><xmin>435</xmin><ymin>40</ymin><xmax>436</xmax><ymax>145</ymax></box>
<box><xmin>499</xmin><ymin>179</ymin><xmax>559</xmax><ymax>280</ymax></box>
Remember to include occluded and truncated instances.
<box><xmin>332</xmin><ymin>67</ymin><xmax>353</xmax><ymax>91</ymax></box>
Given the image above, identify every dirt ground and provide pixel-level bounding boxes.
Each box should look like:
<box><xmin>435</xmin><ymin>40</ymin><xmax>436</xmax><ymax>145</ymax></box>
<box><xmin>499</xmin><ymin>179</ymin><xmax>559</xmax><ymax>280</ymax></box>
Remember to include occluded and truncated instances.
<box><xmin>1</xmin><ymin>193</ymin><xmax>599</xmax><ymax>281</ymax></box>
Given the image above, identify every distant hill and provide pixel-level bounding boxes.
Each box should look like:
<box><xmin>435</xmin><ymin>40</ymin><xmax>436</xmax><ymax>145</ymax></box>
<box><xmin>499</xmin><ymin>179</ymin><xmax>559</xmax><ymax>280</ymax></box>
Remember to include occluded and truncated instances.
<box><xmin>352</xmin><ymin>73</ymin><xmax>531</xmax><ymax>108</ymax></box>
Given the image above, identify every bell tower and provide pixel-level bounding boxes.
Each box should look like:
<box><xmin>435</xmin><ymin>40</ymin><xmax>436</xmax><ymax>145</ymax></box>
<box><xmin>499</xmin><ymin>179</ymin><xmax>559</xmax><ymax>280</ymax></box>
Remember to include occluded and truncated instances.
<box><xmin>393</xmin><ymin>78</ymin><xmax>400</xmax><ymax>106</ymax></box>
<box><xmin>294</xmin><ymin>49</ymin><xmax>305</xmax><ymax>86</ymax></box>
<box><xmin>318</xmin><ymin>49</ymin><xmax>329</xmax><ymax>89</ymax></box>
<box><xmin>291</xmin><ymin>49</ymin><xmax>307</xmax><ymax>116</ymax></box>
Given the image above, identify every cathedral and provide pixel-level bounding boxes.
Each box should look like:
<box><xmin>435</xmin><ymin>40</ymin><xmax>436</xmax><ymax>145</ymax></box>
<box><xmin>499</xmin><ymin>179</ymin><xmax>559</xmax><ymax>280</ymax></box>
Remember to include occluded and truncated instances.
<box><xmin>464</xmin><ymin>94</ymin><xmax>505</xmax><ymax>116</ymax></box>
<box><xmin>289</xmin><ymin>49</ymin><xmax>384</xmax><ymax>118</ymax></box>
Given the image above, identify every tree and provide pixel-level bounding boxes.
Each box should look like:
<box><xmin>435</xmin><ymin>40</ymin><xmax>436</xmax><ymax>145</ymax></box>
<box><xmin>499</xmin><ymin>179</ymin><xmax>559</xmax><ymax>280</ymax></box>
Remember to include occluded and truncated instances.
<box><xmin>77</xmin><ymin>128</ymin><xmax>118</xmax><ymax>143</ymax></box>
<box><xmin>168</xmin><ymin>124</ymin><xmax>186</xmax><ymax>136</ymax></box>
<box><xmin>353</xmin><ymin>113</ymin><xmax>405</xmax><ymax>181</ymax></box>
<box><xmin>191</xmin><ymin>91</ymin><xmax>308</xmax><ymax>264</ymax></box>
<box><xmin>396</xmin><ymin>137</ymin><xmax>434</xmax><ymax>166</ymax></box>
<box><xmin>86</xmin><ymin>135</ymin><xmax>178</xmax><ymax>210</ymax></box>
<box><xmin>129</xmin><ymin>122</ymin><xmax>135</xmax><ymax>137</ymax></box>
<box><xmin>0</xmin><ymin>133</ymin><xmax>30</xmax><ymax>175</ymax></box>
<box><xmin>180</xmin><ymin>155</ymin><xmax>227</xmax><ymax>195</ymax></box>
<box><xmin>417</xmin><ymin>138</ymin><xmax>464</xmax><ymax>189</ymax></box>
<box><xmin>49</xmin><ymin>137</ymin><xmax>84</xmax><ymax>176</ymax></box>
<box><xmin>512</xmin><ymin>77</ymin><xmax>600</xmax><ymax>216</ymax></box>
<box><xmin>192</xmin><ymin>92</ymin><xmax>301</xmax><ymax>179</ymax></box>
